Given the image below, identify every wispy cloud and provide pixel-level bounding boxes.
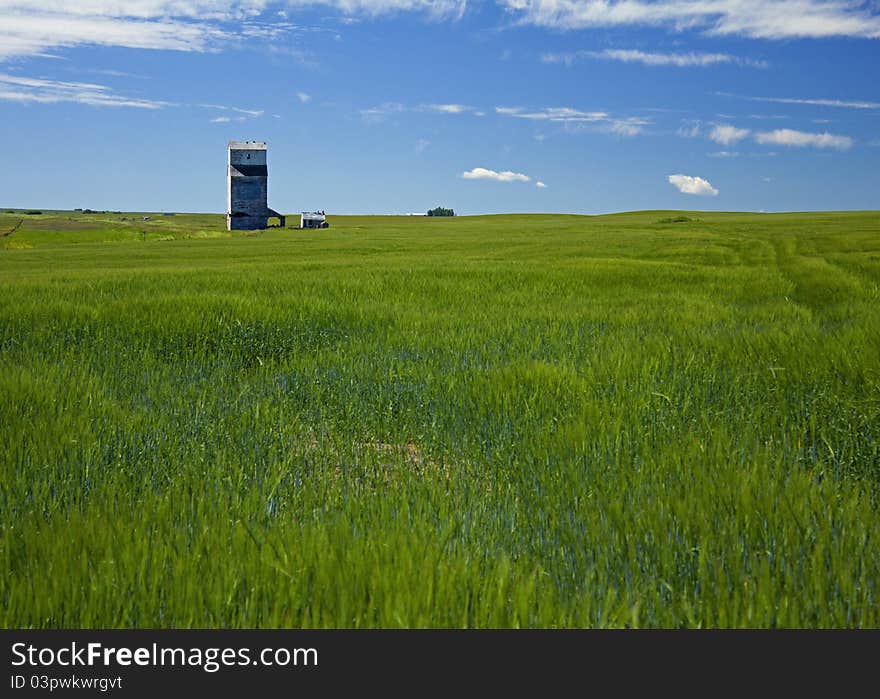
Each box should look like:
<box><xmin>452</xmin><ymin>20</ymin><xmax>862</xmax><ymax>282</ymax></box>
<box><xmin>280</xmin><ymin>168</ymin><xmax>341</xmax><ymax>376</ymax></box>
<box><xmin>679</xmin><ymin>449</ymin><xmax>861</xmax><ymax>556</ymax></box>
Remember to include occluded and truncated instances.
<box><xmin>415</xmin><ymin>138</ymin><xmax>430</xmax><ymax>154</ymax></box>
<box><xmin>462</xmin><ymin>167</ymin><xmax>532</xmax><ymax>183</ymax></box>
<box><xmin>4</xmin><ymin>1</ymin><xmax>880</xmax><ymax>63</ymax></box>
<box><xmin>668</xmin><ymin>174</ymin><xmax>719</xmax><ymax>196</ymax></box>
<box><xmin>544</xmin><ymin>49</ymin><xmax>766</xmax><ymax>68</ymax></box>
<box><xmin>0</xmin><ymin>10</ymin><xmax>228</xmax><ymax>60</ymax></box>
<box><xmin>745</xmin><ymin>113</ymin><xmax>789</xmax><ymax>120</ymax></box>
<box><xmin>716</xmin><ymin>91</ymin><xmax>880</xmax><ymax>110</ymax></box>
<box><xmin>499</xmin><ymin>0</ymin><xmax>880</xmax><ymax>39</ymax></box>
<box><xmin>0</xmin><ymin>72</ymin><xmax>171</xmax><ymax>108</ymax></box>
<box><xmin>360</xmin><ymin>101</ymin><xmax>483</xmax><ymax>122</ymax></box>
<box><xmin>424</xmin><ymin>103</ymin><xmax>477</xmax><ymax>114</ymax></box>
<box><xmin>496</xmin><ymin>106</ymin><xmax>609</xmax><ymax>122</ymax></box>
<box><xmin>296</xmin><ymin>91</ymin><xmax>312</xmax><ymax>103</ymax></box>
<box><xmin>366</xmin><ymin>100</ymin><xmax>637</xmax><ymax>134</ymax></box>
<box><xmin>535</xmin><ymin>181</ymin><xmax>547</xmax><ymax>188</ymax></box>
<box><xmin>708</xmin><ymin>150</ymin><xmax>738</xmax><ymax>158</ymax></box>
<box><xmin>677</xmin><ymin>120</ymin><xmax>703</xmax><ymax>138</ymax></box>
<box><xmin>80</xmin><ymin>68</ymin><xmax>149</xmax><ymax>79</ymax></box>
<box><xmin>0</xmin><ymin>1</ymin><xmax>468</xmax><ymax>61</ymax></box>
<box><xmin>601</xmin><ymin>117</ymin><xmax>650</xmax><ymax>136</ymax></box>
<box><xmin>201</xmin><ymin>103</ymin><xmax>264</xmax><ymax>117</ymax></box>
<box><xmin>709</xmin><ymin>124</ymin><xmax>751</xmax><ymax>145</ymax></box>
<box><xmin>360</xmin><ymin>101</ymin><xmax>406</xmax><ymax>122</ymax></box>
<box><xmin>496</xmin><ymin>105</ymin><xmax>649</xmax><ymax>137</ymax></box>
<box><xmin>754</xmin><ymin>128</ymin><xmax>853</xmax><ymax>150</ymax></box>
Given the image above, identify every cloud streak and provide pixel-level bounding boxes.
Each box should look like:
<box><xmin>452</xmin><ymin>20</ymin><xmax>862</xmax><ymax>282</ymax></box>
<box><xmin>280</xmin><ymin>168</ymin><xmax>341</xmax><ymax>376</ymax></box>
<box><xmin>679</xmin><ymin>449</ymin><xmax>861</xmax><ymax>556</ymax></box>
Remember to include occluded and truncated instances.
<box><xmin>3</xmin><ymin>1</ymin><xmax>880</xmax><ymax>62</ymax></box>
<box><xmin>754</xmin><ymin>128</ymin><xmax>853</xmax><ymax>149</ymax></box>
<box><xmin>360</xmin><ymin>101</ymin><xmax>406</xmax><ymax>121</ymax></box>
<box><xmin>496</xmin><ymin>106</ymin><xmax>608</xmax><ymax>122</ymax></box>
<box><xmin>0</xmin><ymin>9</ymin><xmax>228</xmax><ymax>60</ymax></box>
<box><xmin>0</xmin><ymin>71</ymin><xmax>171</xmax><ymax>108</ymax></box>
<box><xmin>544</xmin><ymin>48</ymin><xmax>766</xmax><ymax>68</ymax></box>
<box><xmin>424</xmin><ymin>103</ymin><xmax>477</xmax><ymax>114</ymax></box>
<box><xmin>201</xmin><ymin>103</ymin><xmax>264</xmax><ymax>117</ymax></box>
<box><xmin>716</xmin><ymin>91</ymin><xmax>880</xmax><ymax>110</ymax></box>
<box><xmin>498</xmin><ymin>0</ymin><xmax>880</xmax><ymax>39</ymax></box>
<box><xmin>496</xmin><ymin>105</ymin><xmax>649</xmax><ymax>135</ymax></box>
<box><xmin>0</xmin><ymin>1</ymin><xmax>468</xmax><ymax>60</ymax></box>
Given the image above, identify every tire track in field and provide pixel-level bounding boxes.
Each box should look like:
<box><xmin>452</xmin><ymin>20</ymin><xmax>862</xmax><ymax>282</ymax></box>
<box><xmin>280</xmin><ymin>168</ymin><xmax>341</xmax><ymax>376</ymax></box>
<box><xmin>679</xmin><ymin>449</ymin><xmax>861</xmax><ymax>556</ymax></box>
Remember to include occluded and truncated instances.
<box><xmin>770</xmin><ymin>234</ymin><xmax>865</xmax><ymax>312</ymax></box>
<box><xmin>1</xmin><ymin>219</ymin><xmax>24</xmax><ymax>238</ymax></box>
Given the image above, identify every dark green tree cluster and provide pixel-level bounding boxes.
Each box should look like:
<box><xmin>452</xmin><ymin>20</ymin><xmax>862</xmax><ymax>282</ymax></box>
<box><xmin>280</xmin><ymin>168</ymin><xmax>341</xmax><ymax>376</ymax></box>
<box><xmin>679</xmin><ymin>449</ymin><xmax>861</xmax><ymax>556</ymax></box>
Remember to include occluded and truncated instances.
<box><xmin>427</xmin><ymin>207</ymin><xmax>455</xmax><ymax>217</ymax></box>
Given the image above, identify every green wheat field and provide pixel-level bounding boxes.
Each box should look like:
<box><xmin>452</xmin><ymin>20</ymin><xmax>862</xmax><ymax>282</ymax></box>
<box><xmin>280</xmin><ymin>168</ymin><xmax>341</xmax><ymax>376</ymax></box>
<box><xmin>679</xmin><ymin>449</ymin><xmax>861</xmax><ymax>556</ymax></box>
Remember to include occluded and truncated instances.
<box><xmin>1</xmin><ymin>208</ymin><xmax>878</xmax><ymax>628</ymax></box>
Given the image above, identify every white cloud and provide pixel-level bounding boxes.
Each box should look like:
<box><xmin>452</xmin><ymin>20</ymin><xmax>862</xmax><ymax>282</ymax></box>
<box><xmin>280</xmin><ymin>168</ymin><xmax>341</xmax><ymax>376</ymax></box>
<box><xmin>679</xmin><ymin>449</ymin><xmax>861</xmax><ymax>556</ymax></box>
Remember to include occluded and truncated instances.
<box><xmin>425</xmin><ymin>103</ymin><xmax>473</xmax><ymax>114</ymax></box>
<box><xmin>495</xmin><ymin>105</ymin><xmax>609</xmax><ymax>122</ymax></box>
<box><xmin>210</xmin><ymin>116</ymin><xmax>232</xmax><ymax>123</ymax></box>
<box><xmin>718</xmin><ymin>91</ymin><xmax>880</xmax><ymax>110</ymax></box>
<box><xmin>3</xmin><ymin>1</ymin><xmax>880</xmax><ymax>63</ymax></box>
<box><xmin>710</xmin><ymin>124</ymin><xmax>750</xmax><ymax>145</ymax></box>
<box><xmin>324</xmin><ymin>0</ymin><xmax>467</xmax><ymax>19</ymax></box>
<box><xmin>498</xmin><ymin>1</ymin><xmax>880</xmax><ymax>39</ymax></box>
<box><xmin>535</xmin><ymin>181</ymin><xmax>547</xmax><ymax>188</ymax></box>
<box><xmin>541</xmin><ymin>51</ymin><xmax>580</xmax><ymax>67</ymax></box>
<box><xmin>754</xmin><ymin>128</ymin><xmax>853</xmax><ymax>149</ymax></box>
<box><xmin>780</xmin><ymin>96</ymin><xmax>880</xmax><ymax>109</ymax></box>
<box><xmin>496</xmin><ymin>105</ymin><xmax>650</xmax><ymax>138</ymax></box>
<box><xmin>360</xmin><ymin>101</ymin><xmax>405</xmax><ymax>121</ymax></box>
<box><xmin>462</xmin><ymin>167</ymin><xmax>531</xmax><ymax>183</ymax></box>
<box><xmin>0</xmin><ymin>9</ymin><xmax>228</xmax><ymax>60</ymax></box>
<box><xmin>668</xmin><ymin>174</ymin><xmax>719</xmax><ymax>196</ymax></box>
<box><xmin>746</xmin><ymin>113</ymin><xmax>788</xmax><ymax>120</ymax></box>
<box><xmin>296</xmin><ymin>91</ymin><xmax>311</xmax><ymax>103</ymax></box>
<box><xmin>0</xmin><ymin>71</ymin><xmax>171</xmax><ymax>108</ymax></box>
<box><xmin>677</xmin><ymin>121</ymin><xmax>702</xmax><ymax>138</ymax></box>
<box><xmin>201</xmin><ymin>103</ymin><xmax>264</xmax><ymax>117</ymax></box>
<box><xmin>708</xmin><ymin>150</ymin><xmax>738</xmax><ymax>157</ymax></box>
<box><xmin>0</xmin><ymin>1</ymin><xmax>468</xmax><ymax>60</ymax></box>
<box><xmin>603</xmin><ymin>118</ymin><xmax>649</xmax><ymax>136</ymax></box>
<box><xmin>360</xmin><ymin>102</ymin><xmax>482</xmax><ymax>121</ymax></box>
<box><xmin>544</xmin><ymin>48</ymin><xmax>766</xmax><ymax>68</ymax></box>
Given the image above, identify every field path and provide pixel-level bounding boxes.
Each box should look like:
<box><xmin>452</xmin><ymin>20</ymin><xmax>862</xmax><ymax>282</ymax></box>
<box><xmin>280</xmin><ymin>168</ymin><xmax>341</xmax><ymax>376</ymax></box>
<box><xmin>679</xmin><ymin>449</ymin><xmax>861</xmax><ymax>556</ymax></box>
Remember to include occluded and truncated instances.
<box><xmin>0</xmin><ymin>218</ymin><xmax>23</xmax><ymax>238</ymax></box>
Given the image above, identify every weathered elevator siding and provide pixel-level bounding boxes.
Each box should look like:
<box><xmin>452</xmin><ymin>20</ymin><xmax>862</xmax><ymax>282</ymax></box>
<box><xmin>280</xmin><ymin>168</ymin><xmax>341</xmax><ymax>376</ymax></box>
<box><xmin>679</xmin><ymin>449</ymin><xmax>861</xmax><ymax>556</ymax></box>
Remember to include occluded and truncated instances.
<box><xmin>227</xmin><ymin>141</ymin><xmax>271</xmax><ymax>231</ymax></box>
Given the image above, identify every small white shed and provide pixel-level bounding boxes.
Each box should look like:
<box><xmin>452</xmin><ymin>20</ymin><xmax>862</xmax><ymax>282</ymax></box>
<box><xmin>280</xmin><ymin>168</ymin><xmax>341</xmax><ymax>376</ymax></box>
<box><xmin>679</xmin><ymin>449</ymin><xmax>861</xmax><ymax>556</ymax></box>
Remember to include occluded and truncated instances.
<box><xmin>301</xmin><ymin>211</ymin><xmax>328</xmax><ymax>229</ymax></box>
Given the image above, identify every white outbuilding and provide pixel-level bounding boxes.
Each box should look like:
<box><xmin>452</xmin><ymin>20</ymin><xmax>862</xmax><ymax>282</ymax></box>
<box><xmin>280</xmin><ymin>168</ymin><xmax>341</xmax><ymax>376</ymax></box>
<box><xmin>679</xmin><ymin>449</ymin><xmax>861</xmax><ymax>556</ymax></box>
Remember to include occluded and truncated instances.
<box><xmin>301</xmin><ymin>211</ymin><xmax>328</xmax><ymax>229</ymax></box>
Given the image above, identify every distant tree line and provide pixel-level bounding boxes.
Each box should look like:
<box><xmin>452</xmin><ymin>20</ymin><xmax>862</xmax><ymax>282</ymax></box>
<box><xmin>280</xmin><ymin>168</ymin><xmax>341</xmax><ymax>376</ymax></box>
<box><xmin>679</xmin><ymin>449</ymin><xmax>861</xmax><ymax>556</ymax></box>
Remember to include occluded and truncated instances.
<box><xmin>427</xmin><ymin>207</ymin><xmax>455</xmax><ymax>217</ymax></box>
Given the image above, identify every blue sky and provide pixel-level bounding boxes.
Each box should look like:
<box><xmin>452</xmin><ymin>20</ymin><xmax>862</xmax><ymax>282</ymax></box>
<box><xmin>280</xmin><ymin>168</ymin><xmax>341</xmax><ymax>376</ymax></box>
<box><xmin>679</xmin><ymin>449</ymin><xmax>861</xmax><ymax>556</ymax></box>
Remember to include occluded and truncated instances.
<box><xmin>1</xmin><ymin>1</ymin><xmax>878</xmax><ymax>214</ymax></box>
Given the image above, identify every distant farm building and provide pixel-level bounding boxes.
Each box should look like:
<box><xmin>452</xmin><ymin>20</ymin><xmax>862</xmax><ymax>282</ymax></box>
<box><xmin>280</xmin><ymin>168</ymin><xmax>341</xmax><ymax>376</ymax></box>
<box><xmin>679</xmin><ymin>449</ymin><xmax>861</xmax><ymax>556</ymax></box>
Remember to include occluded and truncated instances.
<box><xmin>301</xmin><ymin>211</ymin><xmax>329</xmax><ymax>229</ymax></box>
<box><xmin>226</xmin><ymin>141</ymin><xmax>285</xmax><ymax>230</ymax></box>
